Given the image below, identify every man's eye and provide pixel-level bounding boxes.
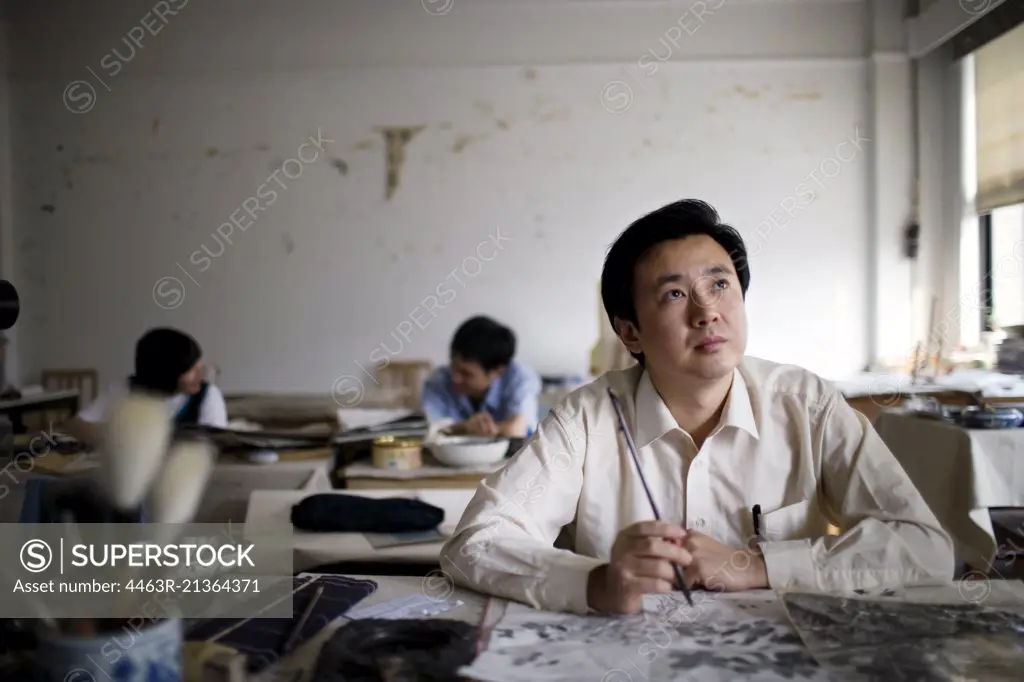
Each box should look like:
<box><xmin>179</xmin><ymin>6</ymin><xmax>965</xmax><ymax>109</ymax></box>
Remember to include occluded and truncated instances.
<box><xmin>712</xmin><ymin>279</ymin><xmax>729</xmax><ymax>290</ymax></box>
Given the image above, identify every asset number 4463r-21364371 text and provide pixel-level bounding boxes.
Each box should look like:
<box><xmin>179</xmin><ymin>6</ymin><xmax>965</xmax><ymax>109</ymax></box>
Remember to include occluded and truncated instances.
<box><xmin>124</xmin><ymin>578</ymin><xmax>261</xmax><ymax>593</ymax></box>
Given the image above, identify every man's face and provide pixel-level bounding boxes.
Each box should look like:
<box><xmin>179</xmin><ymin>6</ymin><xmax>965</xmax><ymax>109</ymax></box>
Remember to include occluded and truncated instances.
<box><xmin>616</xmin><ymin>235</ymin><xmax>747</xmax><ymax>382</ymax></box>
<box><xmin>177</xmin><ymin>360</ymin><xmax>205</xmax><ymax>395</ymax></box>
<box><xmin>450</xmin><ymin>355</ymin><xmax>504</xmax><ymax>398</ymax></box>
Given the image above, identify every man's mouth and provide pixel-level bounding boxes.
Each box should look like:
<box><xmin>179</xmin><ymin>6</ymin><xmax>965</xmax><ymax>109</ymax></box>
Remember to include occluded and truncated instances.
<box><xmin>695</xmin><ymin>336</ymin><xmax>726</xmax><ymax>352</ymax></box>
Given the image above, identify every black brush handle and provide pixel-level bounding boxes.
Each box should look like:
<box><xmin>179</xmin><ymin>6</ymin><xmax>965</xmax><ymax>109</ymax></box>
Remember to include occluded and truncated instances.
<box><xmin>608</xmin><ymin>389</ymin><xmax>694</xmax><ymax>607</ymax></box>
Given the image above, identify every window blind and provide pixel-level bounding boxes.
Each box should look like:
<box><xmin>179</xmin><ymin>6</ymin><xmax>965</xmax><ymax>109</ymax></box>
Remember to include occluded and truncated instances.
<box><xmin>974</xmin><ymin>21</ymin><xmax>1024</xmax><ymax>212</ymax></box>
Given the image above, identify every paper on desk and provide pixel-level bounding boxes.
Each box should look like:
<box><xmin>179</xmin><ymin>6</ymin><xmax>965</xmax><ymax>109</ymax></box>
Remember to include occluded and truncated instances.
<box><xmin>782</xmin><ymin>592</ymin><xmax>1024</xmax><ymax>681</ymax></box>
<box><xmin>336</xmin><ymin>408</ymin><xmax>414</xmax><ymax>430</ymax></box>
<box><xmin>460</xmin><ymin>591</ymin><xmax>829</xmax><ymax>682</ymax></box>
<box><xmin>363</xmin><ymin>527</ymin><xmax>448</xmax><ymax>549</ymax></box>
<box><xmin>345</xmin><ymin>593</ymin><xmax>465</xmax><ymax>621</ymax></box>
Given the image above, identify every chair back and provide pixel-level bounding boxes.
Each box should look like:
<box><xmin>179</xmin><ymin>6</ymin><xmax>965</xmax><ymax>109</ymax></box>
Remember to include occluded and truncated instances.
<box><xmin>376</xmin><ymin>360</ymin><xmax>433</xmax><ymax>409</ymax></box>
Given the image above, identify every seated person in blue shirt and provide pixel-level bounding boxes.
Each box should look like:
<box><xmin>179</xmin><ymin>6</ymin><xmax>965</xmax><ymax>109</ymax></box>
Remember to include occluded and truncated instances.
<box><xmin>422</xmin><ymin>316</ymin><xmax>541</xmax><ymax>438</ymax></box>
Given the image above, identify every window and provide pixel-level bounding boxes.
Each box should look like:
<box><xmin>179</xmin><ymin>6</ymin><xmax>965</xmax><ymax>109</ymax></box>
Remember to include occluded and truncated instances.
<box><xmin>981</xmin><ymin>203</ymin><xmax>1024</xmax><ymax>331</ymax></box>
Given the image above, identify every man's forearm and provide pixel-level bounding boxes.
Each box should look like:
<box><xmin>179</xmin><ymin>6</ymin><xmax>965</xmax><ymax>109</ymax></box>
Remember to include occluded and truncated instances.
<box><xmin>758</xmin><ymin>520</ymin><xmax>953</xmax><ymax>592</ymax></box>
<box><xmin>497</xmin><ymin>416</ymin><xmax>529</xmax><ymax>438</ymax></box>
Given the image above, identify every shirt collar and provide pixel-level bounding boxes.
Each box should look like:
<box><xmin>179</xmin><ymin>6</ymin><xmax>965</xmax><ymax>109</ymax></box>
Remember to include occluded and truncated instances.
<box><xmin>633</xmin><ymin>367</ymin><xmax>760</xmax><ymax>448</ymax></box>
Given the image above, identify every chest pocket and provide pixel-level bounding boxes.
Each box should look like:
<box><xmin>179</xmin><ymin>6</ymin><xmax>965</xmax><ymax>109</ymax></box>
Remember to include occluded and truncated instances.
<box><xmin>760</xmin><ymin>499</ymin><xmax>821</xmax><ymax>542</ymax></box>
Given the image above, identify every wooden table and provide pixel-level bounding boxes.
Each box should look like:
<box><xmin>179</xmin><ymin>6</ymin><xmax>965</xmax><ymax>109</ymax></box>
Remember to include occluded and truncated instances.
<box><xmin>339</xmin><ymin>455</ymin><xmax>501</xmax><ymax>490</ymax></box>
<box><xmin>0</xmin><ymin>389</ymin><xmax>79</xmax><ymax>433</ymax></box>
<box><xmin>244</xmin><ymin>487</ymin><xmax>476</xmax><ymax>572</ymax></box>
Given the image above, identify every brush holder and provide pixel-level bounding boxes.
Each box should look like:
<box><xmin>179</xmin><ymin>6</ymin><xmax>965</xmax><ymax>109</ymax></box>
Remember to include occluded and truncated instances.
<box><xmin>36</xmin><ymin>617</ymin><xmax>182</xmax><ymax>682</ymax></box>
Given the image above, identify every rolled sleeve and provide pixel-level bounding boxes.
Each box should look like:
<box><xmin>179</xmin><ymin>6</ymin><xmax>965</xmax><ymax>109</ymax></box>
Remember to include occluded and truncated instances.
<box><xmin>440</xmin><ymin>404</ymin><xmax>600</xmax><ymax>613</ymax></box>
<box><xmin>761</xmin><ymin>394</ymin><xmax>955</xmax><ymax>593</ymax></box>
<box><xmin>759</xmin><ymin>539</ymin><xmax>819</xmax><ymax>591</ymax></box>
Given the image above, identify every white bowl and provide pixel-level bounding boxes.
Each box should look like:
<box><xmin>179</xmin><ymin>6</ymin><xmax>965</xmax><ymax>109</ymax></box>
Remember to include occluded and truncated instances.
<box><xmin>428</xmin><ymin>436</ymin><xmax>509</xmax><ymax>467</ymax></box>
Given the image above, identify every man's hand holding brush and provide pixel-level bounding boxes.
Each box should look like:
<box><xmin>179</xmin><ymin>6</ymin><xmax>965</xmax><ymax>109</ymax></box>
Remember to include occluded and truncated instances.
<box><xmin>586</xmin><ymin>522</ymin><xmax>769</xmax><ymax>615</ymax></box>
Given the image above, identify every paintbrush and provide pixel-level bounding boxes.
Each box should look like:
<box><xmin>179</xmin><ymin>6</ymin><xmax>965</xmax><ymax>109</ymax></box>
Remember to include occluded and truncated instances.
<box><xmin>607</xmin><ymin>389</ymin><xmax>694</xmax><ymax>607</ymax></box>
<box><xmin>100</xmin><ymin>392</ymin><xmax>173</xmax><ymax>511</ymax></box>
<box><xmin>121</xmin><ymin>438</ymin><xmax>218</xmax><ymax>616</ymax></box>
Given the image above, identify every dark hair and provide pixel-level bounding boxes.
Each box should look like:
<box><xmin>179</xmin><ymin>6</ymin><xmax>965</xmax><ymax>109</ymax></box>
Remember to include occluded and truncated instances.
<box><xmin>451</xmin><ymin>316</ymin><xmax>516</xmax><ymax>371</ymax></box>
<box><xmin>600</xmin><ymin>199</ymin><xmax>750</xmax><ymax>362</ymax></box>
<box><xmin>129</xmin><ymin>327</ymin><xmax>202</xmax><ymax>395</ymax></box>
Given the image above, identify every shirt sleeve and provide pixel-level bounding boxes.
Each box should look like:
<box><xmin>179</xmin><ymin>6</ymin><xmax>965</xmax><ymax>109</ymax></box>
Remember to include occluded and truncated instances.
<box><xmin>758</xmin><ymin>393</ymin><xmax>955</xmax><ymax>593</ymax></box>
<box><xmin>77</xmin><ymin>387</ymin><xmax>113</xmax><ymax>423</ymax></box>
<box><xmin>421</xmin><ymin>370</ymin><xmax>459</xmax><ymax>422</ymax></box>
<box><xmin>504</xmin><ymin>366</ymin><xmax>542</xmax><ymax>427</ymax></box>
<box><xmin>440</xmin><ymin>404</ymin><xmax>605</xmax><ymax>615</ymax></box>
<box><xmin>199</xmin><ymin>384</ymin><xmax>229</xmax><ymax>428</ymax></box>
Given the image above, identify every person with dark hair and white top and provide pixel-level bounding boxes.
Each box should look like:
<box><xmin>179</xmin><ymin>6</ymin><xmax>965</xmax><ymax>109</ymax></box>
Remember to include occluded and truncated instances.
<box><xmin>60</xmin><ymin>327</ymin><xmax>227</xmax><ymax>446</ymax></box>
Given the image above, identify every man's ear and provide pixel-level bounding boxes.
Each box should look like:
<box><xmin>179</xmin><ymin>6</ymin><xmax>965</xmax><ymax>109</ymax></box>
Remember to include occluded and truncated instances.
<box><xmin>613</xmin><ymin>317</ymin><xmax>642</xmax><ymax>355</ymax></box>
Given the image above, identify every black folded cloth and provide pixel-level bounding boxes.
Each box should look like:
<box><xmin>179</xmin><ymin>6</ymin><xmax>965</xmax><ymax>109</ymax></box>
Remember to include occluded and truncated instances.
<box><xmin>290</xmin><ymin>494</ymin><xmax>445</xmax><ymax>533</ymax></box>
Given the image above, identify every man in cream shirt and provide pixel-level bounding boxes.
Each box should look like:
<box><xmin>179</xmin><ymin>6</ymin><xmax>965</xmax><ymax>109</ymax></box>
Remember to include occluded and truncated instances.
<box><xmin>440</xmin><ymin>199</ymin><xmax>954</xmax><ymax>616</ymax></box>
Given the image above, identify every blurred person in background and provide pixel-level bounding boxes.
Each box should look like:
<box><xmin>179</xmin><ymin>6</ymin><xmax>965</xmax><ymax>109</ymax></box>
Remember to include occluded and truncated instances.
<box><xmin>422</xmin><ymin>315</ymin><xmax>541</xmax><ymax>438</ymax></box>
<box><xmin>60</xmin><ymin>327</ymin><xmax>227</xmax><ymax>446</ymax></box>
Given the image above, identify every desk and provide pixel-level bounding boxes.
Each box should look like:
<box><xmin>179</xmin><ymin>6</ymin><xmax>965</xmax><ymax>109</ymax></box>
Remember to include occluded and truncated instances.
<box><xmin>0</xmin><ymin>448</ymin><xmax>334</xmax><ymax>524</ymax></box>
<box><xmin>244</xmin><ymin>488</ymin><xmax>476</xmax><ymax>572</ymax></box>
<box><xmin>0</xmin><ymin>390</ymin><xmax>79</xmax><ymax>432</ymax></box>
<box><xmin>875</xmin><ymin>409</ymin><xmax>1024</xmax><ymax>570</ymax></box>
<box><xmin>257</xmin><ymin>575</ymin><xmax>1024</xmax><ymax>682</ymax></box>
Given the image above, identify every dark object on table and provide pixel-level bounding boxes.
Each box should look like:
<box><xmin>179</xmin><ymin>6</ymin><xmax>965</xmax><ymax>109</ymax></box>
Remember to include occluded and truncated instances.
<box><xmin>185</xmin><ymin>575</ymin><xmax>378</xmax><ymax>674</ymax></box>
<box><xmin>310</xmin><ymin>618</ymin><xmax>479</xmax><ymax>682</ymax></box>
<box><xmin>291</xmin><ymin>494</ymin><xmax>444</xmax><ymax>533</ymax></box>
<box><xmin>990</xmin><ymin>507</ymin><xmax>1024</xmax><ymax>579</ymax></box>
<box><xmin>957</xmin><ymin>406</ymin><xmax>1024</xmax><ymax>429</ymax></box>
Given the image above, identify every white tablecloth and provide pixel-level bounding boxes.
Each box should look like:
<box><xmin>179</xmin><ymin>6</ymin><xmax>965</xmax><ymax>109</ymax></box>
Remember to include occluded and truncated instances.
<box><xmin>875</xmin><ymin>409</ymin><xmax>1024</xmax><ymax>570</ymax></box>
<box><xmin>244</xmin><ymin>487</ymin><xmax>476</xmax><ymax>571</ymax></box>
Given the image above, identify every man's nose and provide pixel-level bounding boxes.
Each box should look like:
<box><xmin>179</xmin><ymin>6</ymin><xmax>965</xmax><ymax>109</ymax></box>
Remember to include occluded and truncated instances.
<box><xmin>689</xmin><ymin>302</ymin><xmax>720</xmax><ymax>328</ymax></box>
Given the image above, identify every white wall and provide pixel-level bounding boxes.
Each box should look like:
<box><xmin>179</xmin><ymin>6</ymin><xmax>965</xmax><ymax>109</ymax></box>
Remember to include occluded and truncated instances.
<box><xmin>5</xmin><ymin>0</ymin><xmax>920</xmax><ymax>392</ymax></box>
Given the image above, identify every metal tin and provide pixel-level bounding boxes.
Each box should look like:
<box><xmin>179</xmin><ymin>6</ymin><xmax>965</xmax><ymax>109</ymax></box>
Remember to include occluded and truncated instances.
<box><xmin>371</xmin><ymin>436</ymin><xmax>423</xmax><ymax>470</ymax></box>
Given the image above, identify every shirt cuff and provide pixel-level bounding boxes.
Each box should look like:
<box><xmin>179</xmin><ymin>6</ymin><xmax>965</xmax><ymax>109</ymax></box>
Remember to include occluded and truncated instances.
<box><xmin>759</xmin><ymin>539</ymin><xmax>818</xmax><ymax>590</ymax></box>
<box><xmin>537</xmin><ymin>552</ymin><xmax>607</xmax><ymax>616</ymax></box>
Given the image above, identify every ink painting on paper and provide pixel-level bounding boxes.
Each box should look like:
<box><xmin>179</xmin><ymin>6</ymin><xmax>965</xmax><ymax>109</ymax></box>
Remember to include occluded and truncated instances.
<box><xmin>782</xmin><ymin>592</ymin><xmax>1024</xmax><ymax>682</ymax></box>
<box><xmin>461</xmin><ymin>591</ymin><xmax>829</xmax><ymax>682</ymax></box>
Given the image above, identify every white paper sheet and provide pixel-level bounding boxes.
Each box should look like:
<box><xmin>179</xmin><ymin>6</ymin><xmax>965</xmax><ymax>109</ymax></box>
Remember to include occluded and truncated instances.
<box><xmin>461</xmin><ymin>591</ymin><xmax>830</xmax><ymax>682</ymax></box>
<box><xmin>336</xmin><ymin>407</ymin><xmax>415</xmax><ymax>430</ymax></box>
